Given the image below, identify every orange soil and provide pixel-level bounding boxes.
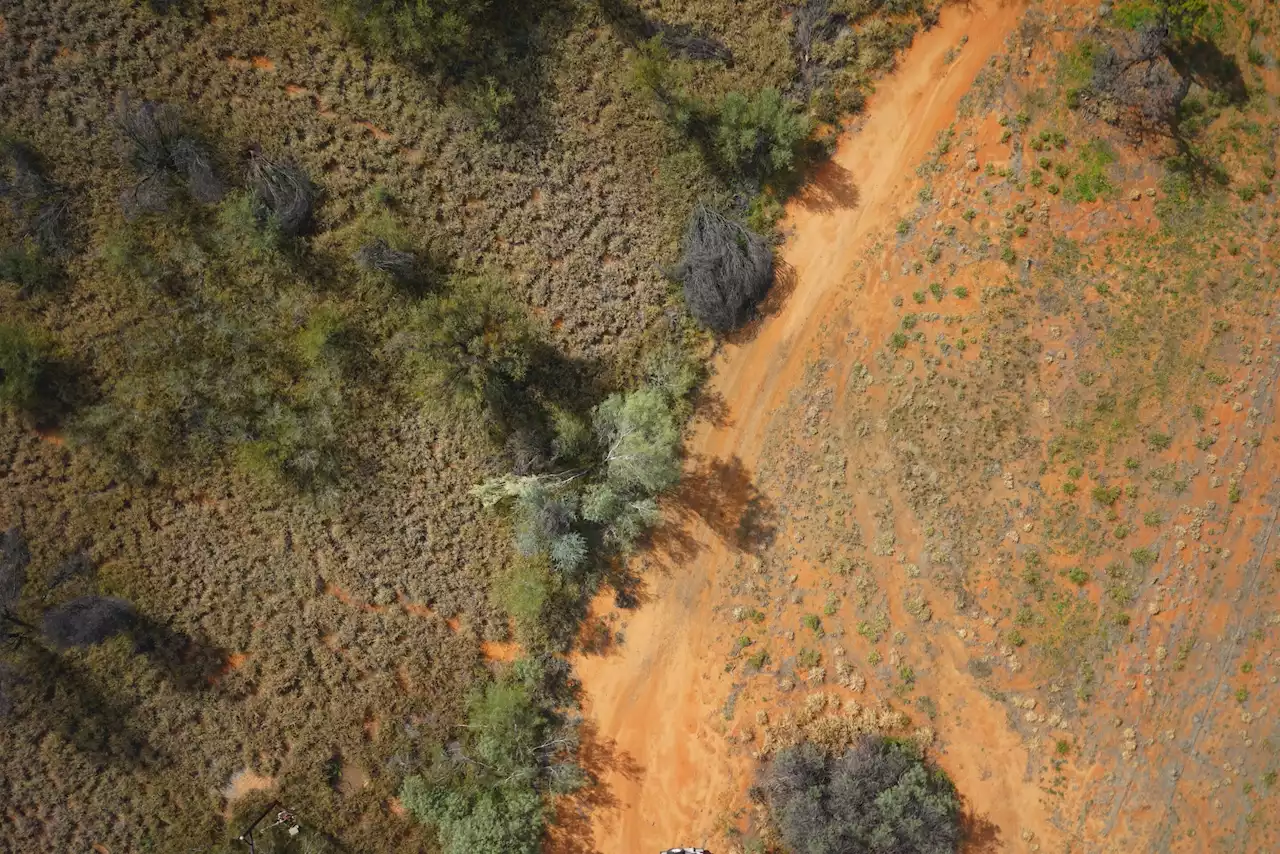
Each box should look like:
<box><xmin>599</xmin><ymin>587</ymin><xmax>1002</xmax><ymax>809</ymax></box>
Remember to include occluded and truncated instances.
<box><xmin>571</xmin><ymin>2</ymin><xmax>1032</xmax><ymax>851</ymax></box>
<box><xmin>221</xmin><ymin>768</ymin><xmax>276</xmax><ymax>818</ymax></box>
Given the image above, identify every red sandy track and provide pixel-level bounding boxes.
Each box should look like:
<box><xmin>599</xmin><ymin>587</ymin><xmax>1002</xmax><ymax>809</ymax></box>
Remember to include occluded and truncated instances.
<box><xmin>570</xmin><ymin>3</ymin><xmax>1028</xmax><ymax>851</ymax></box>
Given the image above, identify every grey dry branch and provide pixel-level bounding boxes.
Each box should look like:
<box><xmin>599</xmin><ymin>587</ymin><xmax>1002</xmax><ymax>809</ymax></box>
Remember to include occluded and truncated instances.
<box><xmin>674</xmin><ymin>205</ymin><xmax>774</xmax><ymax>332</ymax></box>
<box><xmin>115</xmin><ymin>94</ymin><xmax>225</xmax><ymax>216</ymax></box>
<box><xmin>248</xmin><ymin>151</ymin><xmax>318</xmax><ymax>236</ymax></box>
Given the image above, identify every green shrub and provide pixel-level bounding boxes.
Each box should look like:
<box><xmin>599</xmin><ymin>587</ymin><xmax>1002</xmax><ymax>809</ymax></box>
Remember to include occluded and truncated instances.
<box><xmin>404</xmin><ymin>276</ymin><xmax>538</xmax><ymax>420</ymax></box>
<box><xmin>0</xmin><ymin>241</ymin><xmax>63</xmax><ymax>296</ymax></box>
<box><xmin>762</xmin><ymin>737</ymin><xmax>961</xmax><ymax>854</ymax></box>
<box><xmin>326</xmin><ymin>0</ymin><xmax>490</xmax><ymax>66</ymax></box>
<box><xmin>0</xmin><ymin>322</ymin><xmax>50</xmax><ymax>417</ymax></box>
<box><xmin>713</xmin><ymin>89</ymin><xmax>810</xmax><ymax>182</ymax></box>
<box><xmin>400</xmin><ymin>661</ymin><xmax>579</xmax><ymax>854</ymax></box>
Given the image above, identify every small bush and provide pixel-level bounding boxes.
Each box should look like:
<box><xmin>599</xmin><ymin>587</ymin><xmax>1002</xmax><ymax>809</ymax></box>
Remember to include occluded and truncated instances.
<box><xmin>327</xmin><ymin>0</ymin><xmax>490</xmax><ymax>66</ymax></box>
<box><xmin>248</xmin><ymin>151</ymin><xmax>317</xmax><ymax>236</ymax></box>
<box><xmin>403</xmin><ymin>276</ymin><xmax>538</xmax><ymax>419</ymax></box>
<box><xmin>674</xmin><ymin>205</ymin><xmax>774</xmax><ymax>332</ymax></box>
<box><xmin>712</xmin><ymin>89</ymin><xmax>810</xmax><ymax>182</ymax></box>
<box><xmin>0</xmin><ymin>242</ymin><xmax>63</xmax><ymax>296</ymax></box>
<box><xmin>0</xmin><ymin>323</ymin><xmax>51</xmax><ymax>417</ymax></box>
<box><xmin>762</xmin><ymin>737</ymin><xmax>961</xmax><ymax>854</ymax></box>
<box><xmin>115</xmin><ymin>95</ymin><xmax>225</xmax><ymax>215</ymax></box>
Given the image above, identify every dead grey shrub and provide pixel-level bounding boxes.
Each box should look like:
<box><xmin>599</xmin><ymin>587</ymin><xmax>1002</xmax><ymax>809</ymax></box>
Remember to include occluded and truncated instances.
<box><xmin>1091</xmin><ymin>22</ymin><xmax>1190</xmax><ymax>128</ymax></box>
<box><xmin>354</xmin><ymin>239</ymin><xmax>418</xmax><ymax>285</ymax></box>
<box><xmin>673</xmin><ymin>205</ymin><xmax>773</xmax><ymax>332</ymax></box>
<box><xmin>115</xmin><ymin>95</ymin><xmax>225</xmax><ymax>215</ymax></box>
<box><xmin>248</xmin><ymin>151</ymin><xmax>317</xmax><ymax>235</ymax></box>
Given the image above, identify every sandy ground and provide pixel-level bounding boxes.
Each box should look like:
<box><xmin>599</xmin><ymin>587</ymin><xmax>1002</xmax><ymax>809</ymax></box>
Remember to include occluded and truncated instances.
<box><xmin>567</xmin><ymin>2</ymin><xmax>1034</xmax><ymax>851</ymax></box>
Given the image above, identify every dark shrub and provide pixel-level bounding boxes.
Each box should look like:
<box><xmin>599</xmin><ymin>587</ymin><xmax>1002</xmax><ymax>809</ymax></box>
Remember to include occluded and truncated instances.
<box><xmin>115</xmin><ymin>95</ymin><xmax>224</xmax><ymax>215</ymax></box>
<box><xmin>0</xmin><ymin>528</ymin><xmax>30</xmax><ymax>611</ymax></box>
<box><xmin>763</xmin><ymin>736</ymin><xmax>962</xmax><ymax>854</ymax></box>
<box><xmin>0</xmin><ymin>140</ymin><xmax>73</xmax><ymax>259</ymax></box>
<box><xmin>248</xmin><ymin>151</ymin><xmax>317</xmax><ymax>236</ymax></box>
<box><xmin>1091</xmin><ymin>23</ymin><xmax>1190</xmax><ymax>127</ymax></box>
<box><xmin>354</xmin><ymin>239</ymin><xmax>419</xmax><ymax>286</ymax></box>
<box><xmin>674</xmin><ymin>205</ymin><xmax>774</xmax><ymax>332</ymax></box>
<box><xmin>41</xmin><ymin>596</ymin><xmax>138</xmax><ymax>648</ymax></box>
<box><xmin>0</xmin><ymin>322</ymin><xmax>51</xmax><ymax>416</ymax></box>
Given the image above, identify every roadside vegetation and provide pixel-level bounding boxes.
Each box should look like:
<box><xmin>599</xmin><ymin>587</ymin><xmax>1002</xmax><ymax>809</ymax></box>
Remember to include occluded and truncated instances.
<box><xmin>760</xmin><ymin>736</ymin><xmax>961</xmax><ymax>854</ymax></box>
<box><xmin>0</xmin><ymin>0</ymin><xmax>943</xmax><ymax>852</ymax></box>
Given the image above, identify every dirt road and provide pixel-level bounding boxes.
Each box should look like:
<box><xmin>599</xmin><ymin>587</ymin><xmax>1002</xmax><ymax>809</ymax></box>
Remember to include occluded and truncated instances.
<box><xmin>570</xmin><ymin>3</ymin><xmax>1029</xmax><ymax>851</ymax></box>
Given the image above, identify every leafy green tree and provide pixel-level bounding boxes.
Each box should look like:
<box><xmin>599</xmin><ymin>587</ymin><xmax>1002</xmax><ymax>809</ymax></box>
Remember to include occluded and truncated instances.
<box><xmin>714</xmin><ymin>89</ymin><xmax>810</xmax><ymax>181</ymax></box>
<box><xmin>592</xmin><ymin>387</ymin><xmax>681</xmax><ymax>495</ymax></box>
<box><xmin>404</xmin><ymin>277</ymin><xmax>537</xmax><ymax>420</ymax></box>
<box><xmin>399</xmin><ymin>661</ymin><xmax>580</xmax><ymax>854</ymax></box>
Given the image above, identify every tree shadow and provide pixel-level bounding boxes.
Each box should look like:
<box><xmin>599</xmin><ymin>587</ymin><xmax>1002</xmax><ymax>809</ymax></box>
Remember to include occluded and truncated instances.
<box><xmin>669</xmin><ymin>454</ymin><xmax>778</xmax><ymax>552</ymax></box>
<box><xmin>600</xmin><ymin>558</ymin><xmax>652</xmax><ymax>611</ymax></box>
<box><xmin>1168</xmin><ymin>38</ymin><xmax>1248</xmax><ymax>107</ymax></box>
<box><xmin>724</xmin><ymin>259</ymin><xmax>799</xmax><ymax>347</ymax></box>
<box><xmin>596</xmin><ymin>0</ymin><xmax>734</xmax><ymax>63</ymax></box>
<box><xmin>457</xmin><ymin>1</ymin><xmax>578</xmax><ymax>148</ymax></box>
<box><xmin>546</xmin><ymin>719</ymin><xmax>643</xmax><ymax>854</ymax></box>
<box><xmin>793</xmin><ymin>159</ymin><xmax>860</xmax><ymax>213</ymax></box>
<box><xmin>692</xmin><ymin>387</ymin><xmax>733</xmax><ymax>428</ymax></box>
<box><xmin>130</xmin><ymin>614</ymin><xmax>227</xmax><ymax>693</ymax></box>
<box><xmin>960</xmin><ymin>808</ymin><xmax>1002</xmax><ymax>854</ymax></box>
<box><xmin>11</xmin><ymin>644</ymin><xmax>158</xmax><ymax>769</ymax></box>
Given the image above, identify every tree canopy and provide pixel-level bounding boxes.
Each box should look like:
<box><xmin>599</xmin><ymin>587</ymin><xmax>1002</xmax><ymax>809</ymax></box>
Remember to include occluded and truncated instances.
<box><xmin>763</xmin><ymin>736</ymin><xmax>962</xmax><ymax>854</ymax></box>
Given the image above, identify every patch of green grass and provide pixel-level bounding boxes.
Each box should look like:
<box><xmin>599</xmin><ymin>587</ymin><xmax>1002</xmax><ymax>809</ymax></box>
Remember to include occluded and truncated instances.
<box><xmin>1064</xmin><ymin>140</ymin><xmax>1116</xmax><ymax>203</ymax></box>
<box><xmin>1130</xmin><ymin>547</ymin><xmax>1158</xmax><ymax>568</ymax></box>
<box><xmin>796</xmin><ymin>647</ymin><xmax>821</xmax><ymax>669</ymax></box>
<box><xmin>803</xmin><ymin>614</ymin><xmax>824</xmax><ymax>636</ymax></box>
<box><xmin>1092</xmin><ymin>485</ymin><xmax>1122</xmax><ymax>505</ymax></box>
<box><xmin>1067</xmin><ymin>567</ymin><xmax>1089</xmax><ymax>586</ymax></box>
<box><xmin>746</xmin><ymin>648</ymin><xmax>771</xmax><ymax>670</ymax></box>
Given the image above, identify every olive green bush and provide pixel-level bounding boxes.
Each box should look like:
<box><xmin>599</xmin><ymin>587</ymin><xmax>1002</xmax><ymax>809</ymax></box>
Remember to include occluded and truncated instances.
<box><xmin>762</xmin><ymin>736</ymin><xmax>962</xmax><ymax>854</ymax></box>
<box><xmin>326</xmin><ymin>0</ymin><xmax>490</xmax><ymax>66</ymax></box>
<box><xmin>400</xmin><ymin>658</ymin><xmax>581</xmax><ymax>854</ymax></box>
<box><xmin>0</xmin><ymin>322</ymin><xmax>52</xmax><ymax>419</ymax></box>
<box><xmin>402</xmin><ymin>275</ymin><xmax>539</xmax><ymax>423</ymax></box>
<box><xmin>713</xmin><ymin>88</ymin><xmax>811</xmax><ymax>182</ymax></box>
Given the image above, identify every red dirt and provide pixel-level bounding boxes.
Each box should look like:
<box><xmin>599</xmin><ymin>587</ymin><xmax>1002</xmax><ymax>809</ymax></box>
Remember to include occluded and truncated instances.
<box><xmin>571</xmin><ymin>3</ymin><xmax>1034</xmax><ymax>851</ymax></box>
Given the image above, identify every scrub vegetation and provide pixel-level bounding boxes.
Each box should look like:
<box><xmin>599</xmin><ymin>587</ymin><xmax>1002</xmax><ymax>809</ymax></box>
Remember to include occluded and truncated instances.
<box><xmin>0</xmin><ymin>0</ymin><xmax>941</xmax><ymax>852</ymax></box>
